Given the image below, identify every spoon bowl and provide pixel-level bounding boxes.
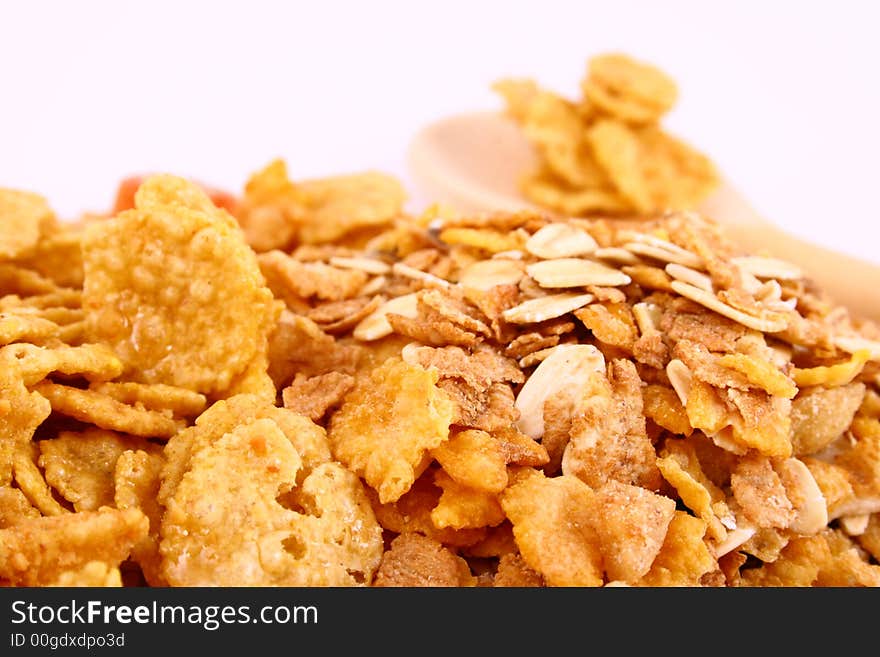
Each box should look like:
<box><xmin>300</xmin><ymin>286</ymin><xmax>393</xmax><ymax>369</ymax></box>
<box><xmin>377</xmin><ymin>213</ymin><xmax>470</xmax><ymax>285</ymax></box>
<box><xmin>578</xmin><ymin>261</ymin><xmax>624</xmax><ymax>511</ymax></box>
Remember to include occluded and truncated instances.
<box><xmin>408</xmin><ymin>111</ymin><xmax>880</xmax><ymax>322</ymax></box>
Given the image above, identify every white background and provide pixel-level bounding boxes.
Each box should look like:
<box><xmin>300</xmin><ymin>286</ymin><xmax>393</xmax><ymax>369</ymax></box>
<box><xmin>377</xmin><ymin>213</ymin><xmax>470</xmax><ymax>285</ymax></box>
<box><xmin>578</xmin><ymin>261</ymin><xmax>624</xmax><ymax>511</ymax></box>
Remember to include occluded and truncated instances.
<box><xmin>1</xmin><ymin>0</ymin><xmax>878</xmax><ymax>264</ymax></box>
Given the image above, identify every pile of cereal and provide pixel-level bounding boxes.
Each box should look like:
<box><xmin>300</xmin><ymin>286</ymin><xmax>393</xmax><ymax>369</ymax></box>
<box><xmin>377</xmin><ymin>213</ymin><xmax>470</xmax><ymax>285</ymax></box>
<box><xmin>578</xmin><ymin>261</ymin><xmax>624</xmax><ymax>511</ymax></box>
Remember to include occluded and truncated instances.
<box><xmin>1</xmin><ymin>160</ymin><xmax>879</xmax><ymax>587</ymax></box>
<box><xmin>494</xmin><ymin>53</ymin><xmax>720</xmax><ymax>217</ymax></box>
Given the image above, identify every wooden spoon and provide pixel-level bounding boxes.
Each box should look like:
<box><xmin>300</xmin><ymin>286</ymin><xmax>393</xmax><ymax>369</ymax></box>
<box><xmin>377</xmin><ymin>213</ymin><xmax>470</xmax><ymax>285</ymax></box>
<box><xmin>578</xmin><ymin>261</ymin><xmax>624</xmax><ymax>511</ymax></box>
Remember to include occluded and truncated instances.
<box><xmin>407</xmin><ymin>110</ymin><xmax>880</xmax><ymax>323</ymax></box>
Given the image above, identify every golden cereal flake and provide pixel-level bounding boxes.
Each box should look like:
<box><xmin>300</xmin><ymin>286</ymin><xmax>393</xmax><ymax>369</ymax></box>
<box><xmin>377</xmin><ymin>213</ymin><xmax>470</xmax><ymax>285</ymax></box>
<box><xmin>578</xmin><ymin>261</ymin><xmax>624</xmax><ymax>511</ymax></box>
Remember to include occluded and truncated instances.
<box><xmin>82</xmin><ymin>174</ymin><xmax>280</xmax><ymax>396</ymax></box>
<box><xmin>328</xmin><ymin>357</ymin><xmax>454</xmax><ymax>503</ymax></box>
<box><xmin>160</xmin><ymin>419</ymin><xmax>382</xmax><ymax>586</ymax></box>
<box><xmin>0</xmin><ymin>507</ymin><xmax>148</xmax><ymax>586</ymax></box>
<box><xmin>0</xmin><ymin>188</ymin><xmax>57</xmax><ymax>259</ymax></box>
<box><xmin>114</xmin><ymin>449</ymin><xmax>166</xmax><ymax>586</ymax></box>
<box><xmin>500</xmin><ymin>469</ymin><xmax>604</xmax><ymax>587</ymax></box>
<box><xmin>38</xmin><ymin>428</ymin><xmax>160</xmax><ymax>512</ymax></box>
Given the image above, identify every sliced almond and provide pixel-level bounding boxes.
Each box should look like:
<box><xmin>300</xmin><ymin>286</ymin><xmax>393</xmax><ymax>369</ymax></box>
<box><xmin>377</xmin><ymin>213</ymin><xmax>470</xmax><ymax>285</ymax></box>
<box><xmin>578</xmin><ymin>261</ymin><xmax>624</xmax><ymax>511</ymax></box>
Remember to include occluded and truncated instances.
<box><xmin>731</xmin><ymin>255</ymin><xmax>804</xmax><ymax>281</ymax></box>
<box><xmin>392</xmin><ymin>262</ymin><xmax>451</xmax><ymax>289</ymax></box>
<box><xmin>712</xmin><ymin>523</ymin><xmax>756</xmax><ymax>558</ymax></box>
<box><xmin>665</xmin><ymin>263</ymin><xmax>713</xmax><ymax>292</ymax></box>
<box><xmin>400</xmin><ymin>341</ymin><xmax>427</xmax><ymax>366</ymax></box>
<box><xmin>632</xmin><ymin>301</ymin><xmax>661</xmax><ymax>335</ymax></box>
<box><xmin>360</xmin><ymin>275</ymin><xmax>387</xmax><ymax>296</ymax></box>
<box><xmin>834</xmin><ymin>335</ymin><xmax>880</xmax><ymax>361</ymax></box>
<box><xmin>352</xmin><ymin>292</ymin><xmax>419</xmax><ymax>341</ymax></box>
<box><xmin>839</xmin><ymin>514</ymin><xmax>870</xmax><ymax>536</ymax></box>
<box><xmin>594</xmin><ymin>247</ymin><xmax>641</xmax><ymax>265</ymax></box>
<box><xmin>622</xmin><ymin>234</ymin><xmax>702</xmax><ymax>268</ymax></box>
<box><xmin>779</xmin><ymin>457</ymin><xmax>828</xmax><ymax>535</ymax></box>
<box><xmin>755</xmin><ymin>279</ymin><xmax>783</xmax><ymax>302</ymax></box>
<box><xmin>666</xmin><ymin>359</ymin><xmax>692</xmax><ymax>406</ymax></box>
<box><xmin>525</xmin><ymin>223</ymin><xmax>598</xmax><ymax>259</ymax></box>
<box><xmin>514</xmin><ymin>343</ymin><xmax>606</xmax><ymax>439</ymax></box>
<box><xmin>526</xmin><ymin>259</ymin><xmax>631</xmax><ymax>289</ymax></box>
<box><xmin>329</xmin><ymin>255</ymin><xmax>391</xmax><ymax>275</ymax></box>
<box><xmin>501</xmin><ymin>292</ymin><xmax>594</xmax><ymax>324</ymax></box>
<box><xmin>492</xmin><ymin>250</ymin><xmax>524</xmax><ymax>260</ymax></box>
<box><xmin>671</xmin><ymin>280</ymin><xmax>788</xmax><ymax>333</ymax></box>
<box><xmin>458</xmin><ymin>259</ymin><xmax>524</xmax><ymax>291</ymax></box>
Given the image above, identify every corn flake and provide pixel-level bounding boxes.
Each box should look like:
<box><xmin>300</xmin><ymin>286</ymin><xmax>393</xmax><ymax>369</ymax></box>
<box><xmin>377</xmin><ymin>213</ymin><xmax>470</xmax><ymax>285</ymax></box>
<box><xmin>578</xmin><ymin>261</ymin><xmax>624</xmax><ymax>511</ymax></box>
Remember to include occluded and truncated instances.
<box><xmin>160</xmin><ymin>419</ymin><xmax>382</xmax><ymax>586</ymax></box>
<box><xmin>82</xmin><ymin>174</ymin><xmax>280</xmax><ymax>396</ymax></box>
<box><xmin>500</xmin><ymin>469</ymin><xmax>604</xmax><ymax>587</ymax></box>
<box><xmin>38</xmin><ymin>428</ymin><xmax>159</xmax><ymax>512</ymax></box>
<box><xmin>328</xmin><ymin>357</ymin><xmax>454</xmax><ymax>503</ymax></box>
<box><xmin>430</xmin><ymin>469</ymin><xmax>505</xmax><ymax>530</ymax></box>
<box><xmin>0</xmin><ymin>507</ymin><xmax>148</xmax><ymax>586</ymax></box>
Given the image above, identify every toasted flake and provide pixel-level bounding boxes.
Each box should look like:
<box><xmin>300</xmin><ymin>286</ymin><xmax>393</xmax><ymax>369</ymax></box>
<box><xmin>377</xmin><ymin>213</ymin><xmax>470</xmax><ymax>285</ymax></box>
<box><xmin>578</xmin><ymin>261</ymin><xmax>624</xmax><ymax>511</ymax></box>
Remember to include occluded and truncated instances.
<box><xmin>525</xmin><ymin>223</ymin><xmax>598</xmax><ymax>259</ymax></box>
<box><xmin>49</xmin><ymin>561</ymin><xmax>122</xmax><ymax>587</ymax></box>
<box><xmin>526</xmin><ymin>258</ymin><xmax>631</xmax><ymax>288</ymax></box>
<box><xmin>88</xmin><ymin>381</ymin><xmax>208</xmax><ymax>418</ymax></box>
<box><xmin>372</xmin><ymin>532</ymin><xmax>475</xmax><ymax>587</ymax></box>
<box><xmin>0</xmin><ymin>312</ymin><xmax>59</xmax><ymax>346</ymax></box>
<box><xmin>1</xmin><ymin>366</ymin><xmax>51</xmax><ymax>486</ymax></box>
<box><xmin>731</xmin><ymin>455</ymin><xmax>795</xmax><ymax>530</ymax></box>
<box><xmin>13</xmin><ymin>447</ymin><xmax>68</xmax><ymax>516</ymax></box>
<box><xmin>431</xmin><ymin>469</ymin><xmax>505</xmax><ymax>530</ymax></box>
<box><xmin>0</xmin><ymin>188</ymin><xmax>56</xmax><ymax>259</ymax></box>
<box><xmin>591</xmin><ymin>481</ymin><xmax>676</xmax><ymax>583</ymax></box>
<box><xmin>514</xmin><ymin>344</ymin><xmax>605</xmax><ymax>439</ymax></box>
<box><xmin>328</xmin><ymin>357</ymin><xmax>454</xmax><ymax>503</ymax></box>
<box><xmin>502</xmin><ymin>292</ymin><xmax>594</xmax><ymax>324</ymax></box>
<box><xmin>439</xmin><ymin>227</ymin><xmax>524</xmax><ymax>254</ymax></box>
<box><xmin>562</xmin><ymin>359</ymin><xmax>661</xmax><ymax>490</ymax></box>
<box><xmin>260</xmin><ymin>251</ymin><xmax>368</xmax><ymax>302</ymax></box>
<box><xmin>718</xmin><ymin>352</ymin><xmax>797</xmax><ymax>398</ymax></box>
<box><xmin>0</xmin><ymin>507</ymin><xmax>148</xmax><ymax>586</ymax></box>
<box><xmin>38</xmin><ymin>429</ymin><xmax>158</xmax><ymax>512</ymax></box>
<box><xmin>160</xmin><ymin>419</ymin><xmax>382</xmax><ymax>586</ymax></box>
<box><xmin>791</xmin><ymin>349</ymin><xmax>870</xmax><ymax>387</ymax></box>
<box><xmin>1</xmin><ymin>342</ymin><xmax>123</xmax><ymax>386</ymax></box>
<box><xmin>82</xmin><ymin>175</ymin><xmax>279</xmax><ymax>396</ymax></box>
<box><xmin>643</xmin><ymin>384</ymin><xmax>692</xmax><ymax>435</ymax></box>
<box><xmin>500</xmin><ymin>470</ymin><xmax>604</xmax><ymax>587</ymax></box>
<box><xmin>791</xmin><ymin>383</ymin><xmax>865</xmax><ymax>456</ymax></box>
<box><xmin>638</xmin><ymin>511</ymin><xmax>717</xmax><ymax>586</ymax></box>
<box><xmin>114</xmin><ymin>449</ymin><xmax>165</xmax><ymax>586</ymax></box>
<box><xmin>583</xmin><ymin>52</ymin><xmax>677</xmax><ymax>124</ymax></box>
<box><xmin>431</xmin><ymin>429</ymin><xmax>508</xmax><ymax>494</ymax></box>
<box><xmin>282</xmin><ymin>372</ymin><xmax>355</xmax><ymax>423</ymax></box>
<box><xmin>671</xmin><ymin>280</ymin><xmax>788</xmax><ymax>333</ymax></box>
<box><xmin>575</xmin><ymin>302</ymin><xmax>638</xmax><ymax>349</ymax></box>
<box><xmin>404</xmin><ymin>343</ymin><xmax>523</xmax><ymax>389</ymax></box>
<box><xmin>32</xmin><ymin>381</ymin><xmax>180</xmax><ymax>439</ymax></box>
<box><xmin>494</xmin><ymin>553</ymin><xmax>546</xmax><ymax>587</ymax></box>
<box><xmin>0</xmin><ymin>486</ymin><xmax>39</xmax><ymax>528</ymax></box>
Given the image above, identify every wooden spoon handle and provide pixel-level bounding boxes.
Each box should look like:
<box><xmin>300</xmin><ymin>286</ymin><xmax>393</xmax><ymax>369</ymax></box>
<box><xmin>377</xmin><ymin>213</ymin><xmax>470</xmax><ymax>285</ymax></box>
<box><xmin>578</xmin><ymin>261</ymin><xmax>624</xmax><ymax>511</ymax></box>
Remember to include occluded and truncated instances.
<box><xmin>698</xmin><ymin>184</ymin><xmax>880</xmax><ymax>323</ymax></box>
<box><xmin>408</xmin><ymin>111</ymin><xmax>880</xmax><ymax>322</ymax></box>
